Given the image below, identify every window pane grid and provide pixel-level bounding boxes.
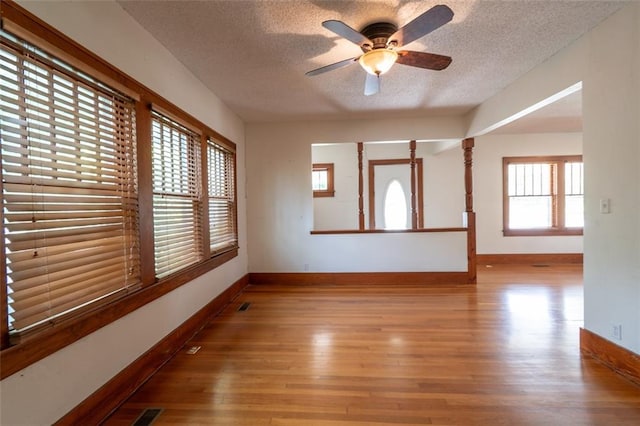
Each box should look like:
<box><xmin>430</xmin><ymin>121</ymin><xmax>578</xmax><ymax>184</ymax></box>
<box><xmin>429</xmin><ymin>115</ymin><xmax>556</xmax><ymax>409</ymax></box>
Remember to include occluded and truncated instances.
<box><xmin>312</xmin><ymin>170</ymin><xmax>328</xmax><ymax>190</ymax></box>
<box><xmin>151</xmin><ymin>112</ymin><xmax>203</xmax><ymax>277</ymax></box>
<box><xmin>508</xmin><ymin>163</ymin><xmax>552</xmax><ymax>197</ymax></box>
<box><xmin>504</xmin><ymin>157</ymin><xmax>582</xmax><ymax>233</ymax></box>
<box><xmin>1</xmin><ymin>38</ymin><xmax>140</xmax><ymax>334</ymax></box>
<box><xmin>207</xmin><ymin>139</ymin><xmax>237</xmax><ymax>254</ymax></box>
<box><xmin>565</xmin><ymin>162</ymin><xmax>584</xmax><ymax>195</ymax></box>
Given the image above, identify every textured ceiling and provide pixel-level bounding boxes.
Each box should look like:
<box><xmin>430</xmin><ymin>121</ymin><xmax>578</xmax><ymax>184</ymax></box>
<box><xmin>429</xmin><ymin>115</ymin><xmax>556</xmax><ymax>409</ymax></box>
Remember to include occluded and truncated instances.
<box><xmin>117</xmin><ymin>0</ymin><xmax>625</xmax><ymax>128</ymax></box>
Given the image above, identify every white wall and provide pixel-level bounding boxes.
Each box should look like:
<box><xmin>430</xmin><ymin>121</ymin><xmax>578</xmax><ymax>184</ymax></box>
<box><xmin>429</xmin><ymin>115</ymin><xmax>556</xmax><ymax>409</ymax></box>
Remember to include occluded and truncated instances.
<box><xmin>474</xmin><ymin>133</ymin><xmax>584</xmax><ymax>254</ymax></box>
<box><xmin>466</xmin><ymin>3</ymin><xmax>639</xmax><ymax>355</ymax></box>
<box><xmin>246</xmin><ymin>119</ymin><xmax>469</xmax><ymax>273</ymax></box>
<box><xmin>0</xmin><ymin>2</ymin><xmax>248</xmax><ymax>425</ymax></box>
<box><xmin>312</xmin><ymin>144</ymin><xmax>359</xmax><ymax>230</ymax></box>
<box><xmin>582</xmin><ymin>4</ymin><xmax>639</xmax><ymax>354</ymax></box>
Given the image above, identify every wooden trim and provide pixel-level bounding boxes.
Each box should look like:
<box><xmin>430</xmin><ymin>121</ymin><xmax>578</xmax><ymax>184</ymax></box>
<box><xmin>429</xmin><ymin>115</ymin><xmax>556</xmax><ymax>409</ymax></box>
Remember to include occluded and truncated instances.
<box><xmin>201</xmin><ymin>134</ymin><xmax>211</xmax><ymax>259</ymax></box>
<box><xmin>502</xmin><ymin>157</ymin><xmax>510</xmax><ymax>235</ymax></box>
<box><xmin>54</xmin><ymin>274</ymin><xmax>249</xmax><ymax>425</ymax></box>
<box><xmin>502</xmin><ymin>155</ymin><xmax>583</xmax><ymax>236</ymax></box>
<box><xmin>357</xmin><ymin>142</ymin><xmax>364</xmax><ymax>230</ymax></box>
<box><xmin>462</xmin><ymin>138</ymin><xmax>474</xmax><ymax>213</ymax></box>
<box><xmin>462</xmin><ymin>139</ymin><xmax>476</xmax><ymax>284</ymax></box>
<box><xmin>417</xmin><ymin>161</ymin><xmax>424</xmax><ymax>229</ymax></box>
<box><xmin>0</xmin><ymin>1</ymin><xmax>234</xmax><ymax>148</ymax></box>
<box><xmin>0</xmin><ymin>0</ymin><xmax>240</xmax><ymax>373</ymax></box>
<box><xmin>580</xmin><ymin>328</ymin><xmax>640</xmax><ymax>387</ymax></box>
<box><xmin>310</xmin><ymin>227</ymin><xmax>467</xmax><ymax>235</ymax></box>
<box><xmin>249</xmin><ymin>272</ymin><xmax>470</xmax><ymax>286</ymax></box>
<box><xmin>0</xmin><ymin>158</ymin><xmax>7</xmax><ymax>349</ymax></box>
<box><xmin>477</xmin><ymin>253</ymin><xmax>583</xmax><ymax>265</ymax></box>
<box><xmin>1</xmin><ymin>249</ymin><xmax>238</xmax><ymax>380</ymax></box>
<box><xmin>135</xmin><ymin>100</ymin><xmax>156</xmax><ymax>286</ymax></box>
<box><xmin>466</xmin><ymin>212</ymin><xmax>477</xmax><ymax>284</ymax></box>
<box><xmin>312</xmin><ymin>163</ymin><xmax>335</xmax><ymax>198</ymax></box>
<box><xmin>409</xmin><ymin>140</ymin><xmax>417</xmax><ymax>229</ymax></box>
<box><xmin>368</xmin><ymin>159</ymin><xmax>375</xmax><ymax>229</ymax></box>
<box><xmin>367</xmin><ymin>158</ymin><xmax>423</xmax><ymax>230</ymax></box>
<box><xmin>0</xmin><ymin>17</ymin><xmax>139</xmax><ymax>101</ymax></box>
<box><xmin>503</xmin><ymin>228</ymin><xmax>584</xmax><ymax>237</ymax></box>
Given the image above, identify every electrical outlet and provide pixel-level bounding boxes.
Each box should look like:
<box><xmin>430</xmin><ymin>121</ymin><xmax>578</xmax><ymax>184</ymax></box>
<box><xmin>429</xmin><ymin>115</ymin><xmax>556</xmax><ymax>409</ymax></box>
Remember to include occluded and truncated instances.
<box><xmin>613</xmin><ymin>324</ymin><xmax>622</xmax><ymax>340</ymax></box>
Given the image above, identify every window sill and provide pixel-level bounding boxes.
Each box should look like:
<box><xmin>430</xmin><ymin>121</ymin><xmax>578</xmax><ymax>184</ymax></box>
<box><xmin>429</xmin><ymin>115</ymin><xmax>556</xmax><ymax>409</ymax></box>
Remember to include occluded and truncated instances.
<box><xmin>503</xmin><ymin>229</ymin><xmax>583</xmax><ymax>237</ymax></box>
<box><xmin>0</xmin><ymin>248</ymin><xmax>238</xmax><ymax>380</ymax></box>
<box><xmin>313</xmin><ymin>191</ymin><xmax>335</xmax><ymax>198</ymax></box>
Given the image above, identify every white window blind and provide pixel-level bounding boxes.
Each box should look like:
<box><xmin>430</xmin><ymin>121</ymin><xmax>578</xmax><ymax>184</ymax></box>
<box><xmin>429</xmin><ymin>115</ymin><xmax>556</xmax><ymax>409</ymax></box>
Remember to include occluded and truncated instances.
<box><xmin>207</xmin><ymin>139</ymin><xmax>237</xmax><ymax>254</ymax></box>
<box><xmin>151</xmin><ymin>112</ymin><xmax>203</xmax><ymax>278</ymax></box>
<box><xmin>1</xmin><ymin>35</ymin><xmax>140</xmax><ymax>334</ymax></box>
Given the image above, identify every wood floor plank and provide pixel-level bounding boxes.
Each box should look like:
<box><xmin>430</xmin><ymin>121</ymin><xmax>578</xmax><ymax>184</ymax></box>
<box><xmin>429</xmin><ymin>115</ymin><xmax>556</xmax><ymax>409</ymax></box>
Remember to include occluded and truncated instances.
<box><xmin>104</xmin><ymin>264</ymin><xmax>640</xmax><ymax>425</ymax></box>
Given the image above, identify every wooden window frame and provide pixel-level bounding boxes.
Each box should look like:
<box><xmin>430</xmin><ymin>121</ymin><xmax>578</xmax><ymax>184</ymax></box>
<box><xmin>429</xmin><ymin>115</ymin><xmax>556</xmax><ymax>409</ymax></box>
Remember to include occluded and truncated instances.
<box><xmin>502</xmin><ymin>155</ymin><xmax>583</xmax><ymax>237</ymax></box>
<box><xmin>1</xmin><ymin>38</ymin><xmax>142</xmax><ymax>337</ymax></box>
<box><xmin>150</xmin><ymin>110</ymin><xmax>204</xmax><ymax>278</ymax></box>
<box><xmin>206</xmin><ymin>138</ymin><xmax>238</xmax><ymax>255</ymax></box>
<box><xmin>0</xmin><ymin>1</ymin><xmax>238</xmax><ymax>379</ymax></box>
<box><xmin>368</xmin><ymin>158</ymin><xmax>424</xmax><ymax>230</ymax></box>
<box><xmin>312</xmin><ymin>163</ymin><xmax>335</xmax><ymax>198</ymax></box>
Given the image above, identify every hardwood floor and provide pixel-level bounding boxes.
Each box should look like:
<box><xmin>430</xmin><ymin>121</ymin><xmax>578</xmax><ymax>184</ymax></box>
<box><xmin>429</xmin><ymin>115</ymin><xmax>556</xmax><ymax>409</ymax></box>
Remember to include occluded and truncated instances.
<box><xmin>104</xmin><ymin>265</ymin><xmax>640</xmax><ymax>425</ymax></box>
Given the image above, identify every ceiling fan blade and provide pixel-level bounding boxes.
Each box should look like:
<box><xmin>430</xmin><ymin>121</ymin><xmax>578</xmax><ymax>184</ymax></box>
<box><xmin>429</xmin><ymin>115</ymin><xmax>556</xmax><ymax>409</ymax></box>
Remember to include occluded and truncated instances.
<box><xmin>396</xmin><ymin>51</ymin><xmax>452</xmax><ymax>70</ymax></box>
<box><xmin>323</xmin><ymin>20</ymin><xmax>373</xmax><ymax>47</ymax></box>
<box><xmin>364</xmin><ymin>73</ymin><xmax>380</xmax><ymax>96</ymax></box>
<box><xmin>389</xmin><ymin>5</ymin><xmax>453</xmax><ymax>47</ymax></box>
<box><xmin>306</xmin><ymin>57</ymin><xmax>359</xmax><ymax>76</ymax></box>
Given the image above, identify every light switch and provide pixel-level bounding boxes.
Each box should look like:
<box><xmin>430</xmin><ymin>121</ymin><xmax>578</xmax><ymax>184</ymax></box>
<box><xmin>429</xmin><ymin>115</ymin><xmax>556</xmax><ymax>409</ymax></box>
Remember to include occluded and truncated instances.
<box><xmin>599</xmin><ymin>198</ymin><xmax>610</xmax><ymax>214</ymax></box>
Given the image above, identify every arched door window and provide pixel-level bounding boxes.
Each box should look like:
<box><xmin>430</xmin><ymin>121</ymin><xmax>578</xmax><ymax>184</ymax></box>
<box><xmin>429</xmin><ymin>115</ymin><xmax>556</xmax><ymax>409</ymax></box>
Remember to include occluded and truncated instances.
<box><xmin>384</xmin><ymin>180</ymin><xmax>408</xmax><ymax>229</ymax></box>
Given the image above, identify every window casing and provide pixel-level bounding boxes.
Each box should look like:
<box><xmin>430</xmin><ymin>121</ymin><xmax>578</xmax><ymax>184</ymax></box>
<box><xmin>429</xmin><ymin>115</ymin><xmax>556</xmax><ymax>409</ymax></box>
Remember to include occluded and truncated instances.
<box><xmin>1</xmin><ymin>31</ymin><xmax>140</xmax><ymax>337</ymax></box>
<box><xmin>503</xmin><ymin>156</ymin><xmax>583</xmax><ymax>236</ymax></box>
<box><xmin>0</xmin><ymin>1</ymin><xmax>239</xmax><ymax>377</ymax></box>
<box><xmin>312</xmin><ymin>163</ymin><xmax>334</xmax><ymax>197</ymax></box>
<box><xmin>207</xmin><ymin>139</ymin><xmax>237</xmax><ymax>255</ymax></box>
<box><xmin>151</xmin><ymin>112</ymin><xmax>203</xmax><ymax>278</ymax></box>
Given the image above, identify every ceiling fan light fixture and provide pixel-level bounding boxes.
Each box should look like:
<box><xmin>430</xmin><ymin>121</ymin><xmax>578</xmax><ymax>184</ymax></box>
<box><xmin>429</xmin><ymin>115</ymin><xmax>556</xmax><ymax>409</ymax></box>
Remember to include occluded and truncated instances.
<box><xmin>358</xmin><ymin>49</ymin><xmax>398</xmax><ymax>76</ymax></box>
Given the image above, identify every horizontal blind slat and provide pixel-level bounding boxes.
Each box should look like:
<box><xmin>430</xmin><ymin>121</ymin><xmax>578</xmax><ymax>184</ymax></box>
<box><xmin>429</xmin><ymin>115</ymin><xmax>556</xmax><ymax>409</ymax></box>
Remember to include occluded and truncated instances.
<box><xmin>2</xmin><ymin>35</ymin><xmax>140</xmax><ymax>333</ymax></box>
<box><xmin>151</xmin><ymin>111</ymin><xmax>202</xmax><ymax>278</ymax></box>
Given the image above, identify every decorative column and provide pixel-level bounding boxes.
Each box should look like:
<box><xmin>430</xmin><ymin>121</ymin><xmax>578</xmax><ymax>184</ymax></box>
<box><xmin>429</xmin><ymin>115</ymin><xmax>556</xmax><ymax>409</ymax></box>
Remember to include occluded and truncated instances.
<box><xmin>462</xmin><ymin>138</ymin><xmax>477</xmax><ymax>284</ymax></box>
<box><xmin>409</xmin><ymin>140</ymin><xmax>418</xmax><ymax>229</ymax></box>
<box><xmin>357</xmin><ymin>142</ymin><xmax>364</xmax><ymax>230</ymax></box>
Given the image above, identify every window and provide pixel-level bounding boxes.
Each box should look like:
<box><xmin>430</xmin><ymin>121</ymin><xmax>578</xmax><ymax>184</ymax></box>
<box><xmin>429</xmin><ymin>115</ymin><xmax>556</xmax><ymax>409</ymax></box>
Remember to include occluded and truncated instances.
<box><xmin>1</xmin><ymin>32</ymin><xmax>140</xmax><ymax>336</ymax></box>
<box><xmin>383</xmin><ymin>180</ymin><xmax>408</xmax><ymax>229</ymax></box>
<box><xmin>503</xmin><ymin>156</ymin><xmax>583</xmax><ymax>236</ymax></box>
<box><xmin>151</xmin><ymin>112</ymin><xmax>203</xmax><ymax>278</ymax></box>
<box><xmin>0</xmin><ymin>2</ymin><xmax>239</xmax><ymax>377</ymax></box>
<box><xmin>312</xmin><ymin>163</ymin><xmax>335</xmax><ymax>197</ymax></box>
<box><xmin>207</xmin><ymin>139</ymin><xmax>237</xmax><ymax>254</ymax></box>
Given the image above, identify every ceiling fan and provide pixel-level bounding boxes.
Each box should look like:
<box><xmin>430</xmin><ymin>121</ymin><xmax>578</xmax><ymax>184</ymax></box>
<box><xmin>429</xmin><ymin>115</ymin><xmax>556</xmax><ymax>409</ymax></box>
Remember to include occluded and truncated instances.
<box><xmin>306</xmin><ymin>4</ymin><xmax>454</xmax><ymax>96</ymax></box>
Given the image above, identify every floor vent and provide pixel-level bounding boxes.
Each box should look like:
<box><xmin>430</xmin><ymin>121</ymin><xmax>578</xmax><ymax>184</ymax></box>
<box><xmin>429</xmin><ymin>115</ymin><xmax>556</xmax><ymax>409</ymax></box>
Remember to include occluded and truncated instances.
<box><xmin>186</xmin><ymin>345</ymin><xmax>201</xmax><ymax>355</ymax></box>
<box><xmin>133</xmin><ymin>408</ymin><xmax>163</xmax><ymax>426</ymax></box>
<box><xmin>238</xmin><ymin>302</ymin><xmax>251</xmax><ymax>312</ymax></box>
<box><xmin>532</xmin><ymin>264</ymin><xmax>550</xmax><ymax>267</ymax></box>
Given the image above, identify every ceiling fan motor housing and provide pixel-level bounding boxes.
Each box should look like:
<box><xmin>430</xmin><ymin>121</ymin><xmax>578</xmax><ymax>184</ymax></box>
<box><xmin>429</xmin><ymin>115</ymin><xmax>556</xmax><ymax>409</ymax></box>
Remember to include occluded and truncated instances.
<box><xmin>360</xmin><ymin>22</ymin><xmax>398</xmax><ymax>50</ymax></box>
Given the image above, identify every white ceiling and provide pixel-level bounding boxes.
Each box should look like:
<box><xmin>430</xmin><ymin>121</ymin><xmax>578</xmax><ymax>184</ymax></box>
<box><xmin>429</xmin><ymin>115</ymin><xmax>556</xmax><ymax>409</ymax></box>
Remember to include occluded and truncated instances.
<box><xmin>117</xmin><ymin>1</ymin><xmax>626</xmax><ymax>132</ymax></box>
